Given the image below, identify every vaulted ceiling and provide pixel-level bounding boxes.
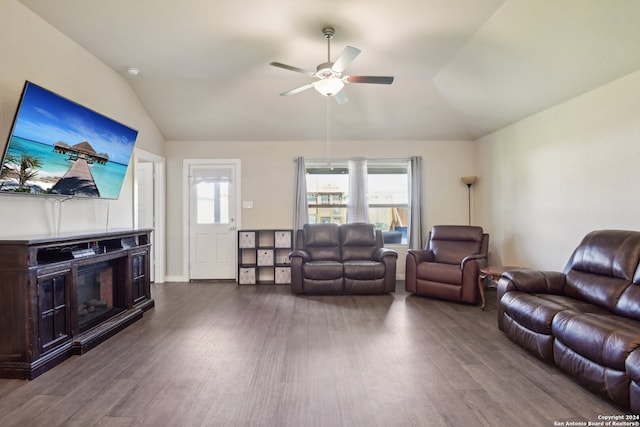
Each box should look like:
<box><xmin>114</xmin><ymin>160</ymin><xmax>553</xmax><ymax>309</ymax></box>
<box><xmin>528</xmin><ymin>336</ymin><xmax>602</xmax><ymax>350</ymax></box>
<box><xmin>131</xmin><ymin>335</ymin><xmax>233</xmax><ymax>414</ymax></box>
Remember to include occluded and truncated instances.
<box><xmin>17</xmin><ymin>0</ymin><xmax>640</xmax><ymax>142</ymax></box>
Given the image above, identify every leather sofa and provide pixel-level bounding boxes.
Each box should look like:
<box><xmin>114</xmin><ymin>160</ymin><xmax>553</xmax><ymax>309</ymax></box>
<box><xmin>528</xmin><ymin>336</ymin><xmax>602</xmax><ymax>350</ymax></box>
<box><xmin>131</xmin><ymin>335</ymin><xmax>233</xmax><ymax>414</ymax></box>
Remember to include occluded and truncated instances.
<box><xmin>497</xmin><ymin>230</ymin><xmax>640</xmax><ymax>412</ymax></box>
<box><xmin>405</xmin><ymin>225</ymin><xmax>488</xmax><ymax>304</ymax></box>
<box><xmin>289</xmin><ymin>223</ymin><xmax>398</xmax><ymax>294</ymax></box>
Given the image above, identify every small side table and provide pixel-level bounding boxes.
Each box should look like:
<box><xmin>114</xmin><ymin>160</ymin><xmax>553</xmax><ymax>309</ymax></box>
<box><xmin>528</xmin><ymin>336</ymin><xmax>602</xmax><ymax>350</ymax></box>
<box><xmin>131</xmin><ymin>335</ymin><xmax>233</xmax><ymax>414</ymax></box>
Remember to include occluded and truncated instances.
<box><xmin>478</xmin><ymin>266</ymin><xmax>520</xmax><ymax>310</ymax></box>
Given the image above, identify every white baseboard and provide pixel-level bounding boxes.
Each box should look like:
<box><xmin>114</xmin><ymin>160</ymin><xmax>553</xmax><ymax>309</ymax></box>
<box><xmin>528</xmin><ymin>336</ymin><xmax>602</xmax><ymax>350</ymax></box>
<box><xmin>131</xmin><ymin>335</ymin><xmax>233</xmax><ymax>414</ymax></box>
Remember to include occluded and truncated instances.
<box><xmin>164</xmin><ymin>275</ymin><xmax>188</xmax><ymax>283</ymax></box>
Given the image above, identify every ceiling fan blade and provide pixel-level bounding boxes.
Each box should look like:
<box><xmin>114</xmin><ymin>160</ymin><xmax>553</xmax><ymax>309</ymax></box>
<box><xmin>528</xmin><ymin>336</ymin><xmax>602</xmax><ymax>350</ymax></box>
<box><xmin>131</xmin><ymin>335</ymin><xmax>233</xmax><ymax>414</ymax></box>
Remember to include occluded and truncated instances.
<box><xmin>280</xmin><ymin>83</ymin><xmax>315</xmax><ymax>96</ymax></box>
<box><xmin>334</xmin><ymin>91</ymin><xmax>349</xmax><ymax>105</ymax></box>
<box><xmin>331</xmin><ymin>46</ymin><xmax>361</xmax><ymax>73</ymax></box>
<box><xmin>346</xmin><ymin>76</ymin><xmax>394</xmax><ymax>84</ymax></box>
<box><xmin>270</xmin><ymin>62</ymin><xmax>314</xmax><ymax>76</ymax></box>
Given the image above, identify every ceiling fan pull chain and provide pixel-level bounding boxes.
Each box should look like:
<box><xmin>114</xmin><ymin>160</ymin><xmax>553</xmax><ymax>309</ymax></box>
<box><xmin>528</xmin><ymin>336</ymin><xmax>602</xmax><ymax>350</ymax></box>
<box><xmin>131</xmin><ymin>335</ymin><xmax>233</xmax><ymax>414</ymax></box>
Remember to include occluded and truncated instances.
<box><xmin>326</xmin><ymin>97</ymin><xmax>332</xmax><ymax>164</ymax></box>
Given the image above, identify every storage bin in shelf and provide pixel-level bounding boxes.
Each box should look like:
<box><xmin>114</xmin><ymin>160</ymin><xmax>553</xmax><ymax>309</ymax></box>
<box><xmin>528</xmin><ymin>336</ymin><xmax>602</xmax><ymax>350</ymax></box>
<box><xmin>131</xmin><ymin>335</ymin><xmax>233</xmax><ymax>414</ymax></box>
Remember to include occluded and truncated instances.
<box><xmin>238</xmin><ymin>231</ymin><xmax>256</xmax><ymax>248</ymax></box>
<box><xmin>257</xmin><ymin>249</ymin><xmax>274</xmax><ymax>266</ymax></box>
<box><xmin>239</xmin><ymin>267</ymin><xmax>256</xmax><ymax>284</ymax></box>
<box><xmin>274</xmin><ymin>230</ymin><xmax>292</xmax><ymax>248</ymax></box>
<box><xmin>275</xmin><ymin>267</ymin><xmax>291</xmax><ymax>284</ymax></box>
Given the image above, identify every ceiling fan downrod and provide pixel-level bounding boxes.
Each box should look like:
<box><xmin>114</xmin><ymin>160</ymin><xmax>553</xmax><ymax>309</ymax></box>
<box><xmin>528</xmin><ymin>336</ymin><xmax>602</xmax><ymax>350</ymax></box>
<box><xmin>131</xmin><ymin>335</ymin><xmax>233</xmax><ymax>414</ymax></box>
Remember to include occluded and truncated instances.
<box><xmin>322</xmin><ymin>26</ymin><xmax>335</xmax><ymax>63</ymax></box>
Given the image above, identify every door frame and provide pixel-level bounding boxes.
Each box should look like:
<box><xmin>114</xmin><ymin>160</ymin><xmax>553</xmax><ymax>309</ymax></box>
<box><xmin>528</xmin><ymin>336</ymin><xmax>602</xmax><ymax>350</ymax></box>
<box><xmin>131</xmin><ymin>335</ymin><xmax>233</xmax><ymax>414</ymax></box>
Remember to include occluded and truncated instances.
<box><xmin>133</xmin><ymin>148</ymin><xmax>166</xmax><ymax>283</ymax></box>
<box><xmin>182</xmin><ymin>159</ymin><xmax>242</xmax><ymax>281</ymax></box>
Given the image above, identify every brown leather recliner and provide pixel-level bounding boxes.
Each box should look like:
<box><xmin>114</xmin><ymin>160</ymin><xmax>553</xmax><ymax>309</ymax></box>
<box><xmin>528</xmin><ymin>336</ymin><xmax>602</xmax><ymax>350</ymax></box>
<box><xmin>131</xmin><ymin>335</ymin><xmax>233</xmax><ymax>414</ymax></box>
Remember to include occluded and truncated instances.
<box><xmin>405</xmin><ymin>225</ymin><xmax>489</xmax><ymax>304</ymax></box>
<box><xmin>289</xmin><ymin>223</ymin><xmax>398</xmax><ymax>294</ymax></box>
<box><xmin>498</xmin><ymin>230</ymin><xmax>640</xmax><ymax>413</ymax></box>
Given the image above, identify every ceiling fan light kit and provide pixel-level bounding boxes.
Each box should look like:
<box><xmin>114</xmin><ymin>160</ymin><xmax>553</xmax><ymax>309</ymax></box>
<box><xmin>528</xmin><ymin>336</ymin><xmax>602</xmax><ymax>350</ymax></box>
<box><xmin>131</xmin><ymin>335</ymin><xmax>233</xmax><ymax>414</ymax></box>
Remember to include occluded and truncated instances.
<box><xmin>270</xmin><ymin>26</ymin><xmax>394</xmax><ymax>103</ymax></box>
<box><xmin>314</xmin><ymin>78</ymin><xmax>344</xmax><ymax>96</ymax></box>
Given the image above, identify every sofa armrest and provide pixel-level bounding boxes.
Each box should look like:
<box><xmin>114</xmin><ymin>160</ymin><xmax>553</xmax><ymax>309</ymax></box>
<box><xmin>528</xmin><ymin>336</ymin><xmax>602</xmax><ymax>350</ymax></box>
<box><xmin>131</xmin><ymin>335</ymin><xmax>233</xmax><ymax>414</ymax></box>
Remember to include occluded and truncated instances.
<box><xmin>406</xmin><ymin>249</ymin><xmax>433</xmax><ymax>264</ymax></box>
<box><xmin>405</xmin><ymin>250</ymin><xmax>434</xmax><ymax>293</ymax></box>
<box><xmin>289</xmin><ymin>251</ymin><xmax>309</xmax><ymax>294</ymax></box>
<box><xmin>374</xmin><ymin>247</ymin><xmax>398</xmax><ymax>262</ymax></box>
<box><xmin>499</xmin><ymin>269</ymin><xmax>566</xmax><ymax>294</ymax></box>
<box><xmin>496</xmin><ymin>269</ymin><xmax>566</xmax><ymax>331</ymax></box>
<box><xmin>461</xmin><ymin>254</ymin><xmax>487</xmax><ymax>270</ymax></box>
<box><xmin>289</xmin><ymin>249</ymin><xmax>310</xmax><ymax>262</ymax></box>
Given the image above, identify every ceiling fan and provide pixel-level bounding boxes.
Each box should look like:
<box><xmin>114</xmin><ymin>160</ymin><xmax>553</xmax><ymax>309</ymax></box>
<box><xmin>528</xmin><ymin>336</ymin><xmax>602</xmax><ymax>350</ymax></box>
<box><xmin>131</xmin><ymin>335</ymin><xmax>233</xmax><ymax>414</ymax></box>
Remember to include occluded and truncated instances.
<box><xmin>270</xmin><ymin>26</ymin><xmax>394</xmax><ymax>104</ymax></box>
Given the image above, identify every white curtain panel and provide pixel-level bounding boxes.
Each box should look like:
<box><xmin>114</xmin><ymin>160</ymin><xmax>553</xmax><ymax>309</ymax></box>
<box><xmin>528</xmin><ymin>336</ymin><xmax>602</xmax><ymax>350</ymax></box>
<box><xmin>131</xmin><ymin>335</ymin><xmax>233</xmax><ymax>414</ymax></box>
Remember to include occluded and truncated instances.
<box><xmin>347</xmin><ymin>157</ymin><xmax>369</xmax><ymax>223</ymax></box>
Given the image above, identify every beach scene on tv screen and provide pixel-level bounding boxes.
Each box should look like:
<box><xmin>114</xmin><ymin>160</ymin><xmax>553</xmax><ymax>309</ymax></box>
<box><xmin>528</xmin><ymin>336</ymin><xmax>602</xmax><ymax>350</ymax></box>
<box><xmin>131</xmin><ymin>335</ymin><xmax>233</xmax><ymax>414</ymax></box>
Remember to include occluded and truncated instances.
<box><xmin>0</xmin><ymin>82</ymin><xmax>138</xmax><ymax>199</ymax></box>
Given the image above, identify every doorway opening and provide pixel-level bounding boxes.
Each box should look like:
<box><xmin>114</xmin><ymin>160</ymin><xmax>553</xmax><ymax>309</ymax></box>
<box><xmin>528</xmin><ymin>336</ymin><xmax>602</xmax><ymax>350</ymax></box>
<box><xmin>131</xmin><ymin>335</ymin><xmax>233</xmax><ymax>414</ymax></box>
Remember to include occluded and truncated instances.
<box><xmin>134</xmin><ymin>148</ymin><xmax>165</xmax><ymax>283</ymax></box>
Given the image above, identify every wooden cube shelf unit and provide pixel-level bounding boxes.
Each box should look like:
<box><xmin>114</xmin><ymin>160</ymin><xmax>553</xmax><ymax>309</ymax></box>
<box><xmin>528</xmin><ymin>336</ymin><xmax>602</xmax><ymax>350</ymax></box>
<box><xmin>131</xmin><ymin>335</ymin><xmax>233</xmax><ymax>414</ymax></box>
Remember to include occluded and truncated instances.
<box><xmin>238</xmin><ymin>230</ymin><xmax>292</xmax><ymax>285</ymax></box>
<box><xmin>0</xmin><ymin>229</ymin><xmax>154</xmax><ymax>379</ymax></box>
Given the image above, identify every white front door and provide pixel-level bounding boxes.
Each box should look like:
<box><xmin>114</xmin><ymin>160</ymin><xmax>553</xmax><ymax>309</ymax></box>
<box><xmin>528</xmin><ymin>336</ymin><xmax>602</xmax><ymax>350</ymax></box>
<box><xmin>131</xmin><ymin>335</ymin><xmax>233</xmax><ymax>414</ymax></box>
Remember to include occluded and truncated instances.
<box><xmin>188</xmin><ymin>161</ymin><xmax>238</xmax><ymax>280</ymax></box>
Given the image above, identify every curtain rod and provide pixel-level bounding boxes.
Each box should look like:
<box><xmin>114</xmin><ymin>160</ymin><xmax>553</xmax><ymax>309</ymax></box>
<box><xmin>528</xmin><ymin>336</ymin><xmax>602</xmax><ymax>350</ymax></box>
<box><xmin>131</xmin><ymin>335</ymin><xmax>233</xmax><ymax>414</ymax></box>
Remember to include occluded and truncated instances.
<box><xmin>293</xmin><ymin>157</ymin><xmax>415</xmax><ymax>163</ymax></box>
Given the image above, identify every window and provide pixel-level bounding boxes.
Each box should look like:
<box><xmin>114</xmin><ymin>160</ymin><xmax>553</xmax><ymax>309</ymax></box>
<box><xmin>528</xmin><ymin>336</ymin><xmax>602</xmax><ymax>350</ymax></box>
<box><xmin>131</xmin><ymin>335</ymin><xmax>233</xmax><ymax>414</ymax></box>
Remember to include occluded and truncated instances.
<box><xmin>306</xmin><ymin>160</ymin><xmax>409</xmax><ymax>243</ymax></box>
<box><xmin>191</xmin><ymin>165</ymin><xmax>232</xmax><ymax>225</ymax></box>
<box><xmin>195</xmin><ymin>180</ymin><xmax>229</xmax><ymax>224</ymax></box>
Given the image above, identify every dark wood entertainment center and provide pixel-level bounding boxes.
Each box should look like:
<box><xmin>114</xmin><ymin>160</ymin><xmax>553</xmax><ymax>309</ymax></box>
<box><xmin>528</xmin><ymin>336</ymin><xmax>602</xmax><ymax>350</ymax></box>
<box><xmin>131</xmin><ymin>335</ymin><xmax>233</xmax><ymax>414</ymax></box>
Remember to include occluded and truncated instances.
<box><xmin>0</xmin><ymin>228</ymin><xmax>153</xmax><ymax>379</ymax></box>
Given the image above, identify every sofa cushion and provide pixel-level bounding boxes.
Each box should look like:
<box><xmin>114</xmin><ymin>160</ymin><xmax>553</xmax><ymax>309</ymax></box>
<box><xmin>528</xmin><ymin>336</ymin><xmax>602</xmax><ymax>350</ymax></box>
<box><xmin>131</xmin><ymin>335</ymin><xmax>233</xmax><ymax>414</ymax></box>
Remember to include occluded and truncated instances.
<box><xmin>302</xmin><ymin>278</ymin><xmax>344</xmax><ymax>293</ymax></box>
<box><xmin>343</xmin><ymin>261</ymin><xmax>385</xmax><ymax>280</ymax></box>
<box><xmin>552</xmin><ymin>311</ymin><xmax>640</xmax><ymax>371</ymax></box>
<box><xmin>553</xmin><ymin>339</ymin><xmax>630</xmax><ymax>409</ymax></box>
<box><xmin>501</xmin><ymin>292</ymin><xmax>610</xmax><ymax>334</ymax></box>
<box><xmin>564</xmin><ymin>229</ymin><xmax>640</xmax><ymax>316</ymax></box>
<box><xmin>500</xmin><ymin>292</ymin><xmax>567</xmax><ymax>334</ymax></box>
<box><xmin>303</xmin><ymin>261</ymin><xmax>343</xmax><ymax>280</ymax></box>
<box><xmin>628</xmin><ymin>350</ymin><xmax>640</xmax><ymax>414</ymax></box>
<box><xmin>340</xmin><ymin>223</ymin><xmax>377</xmax><ymax>261</ymax></box>
<box><xmin>345</xmin><ymin>278</ymin><xmax>385</xmax><ymax>293</ymax></box>
<box><xmin>565</xmin><ymin>270</ymin><xmax>632</xmax><ymax>314</ymax></box>
<box><xmin>566</xmin><ymin>230</ymin><xmax>640</xmax><ymax>280</ymax></box>
<box><xmin>430</xmin><ymin>225</ymin><xmax>483</xmax><ymax>265</ymax></box>
<box><xmin>416</xmin><ymin>262</ymin><xmax>461</xmax><ymax>284</ymax></box>
<box><xmin>303</xmin><ymin>223</ymin><xmax>341</xmax><ymax>261</ymax></box>
<box><xmin>340</xmin><ymin>223</ymin><xmax>376</xmax><ymax>246</ymax></box>
<box><xmin>501</xmin><ymin>314</ymin><xmax>555</xmax><ymax>362</ymax></box>
<box><xmin>617</xmin><ymin>283</ymin><xmax>640</xmax><ymax>321</ymax></box>
<box><xmin>627</xmin><ymin>349</ymin><xmax>640</xmax><ymax>383</ymax></box>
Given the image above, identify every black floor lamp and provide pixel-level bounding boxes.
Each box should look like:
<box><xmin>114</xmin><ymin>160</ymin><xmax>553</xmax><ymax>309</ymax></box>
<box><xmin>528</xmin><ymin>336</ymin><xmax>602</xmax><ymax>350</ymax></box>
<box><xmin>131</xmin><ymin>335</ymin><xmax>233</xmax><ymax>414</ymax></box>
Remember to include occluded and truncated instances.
<box><xmin>461</xmin><ymin>176</ymin><xmax>478</xmax><ymax>225</ymax></box>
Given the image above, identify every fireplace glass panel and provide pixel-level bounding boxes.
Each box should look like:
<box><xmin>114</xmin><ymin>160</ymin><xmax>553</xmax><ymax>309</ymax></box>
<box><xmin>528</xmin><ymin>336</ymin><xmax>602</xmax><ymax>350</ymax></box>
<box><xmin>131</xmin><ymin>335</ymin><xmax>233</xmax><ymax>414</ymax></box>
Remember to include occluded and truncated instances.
<box><xmin>77</xmin><ymin>261</ymin><xmax>121</xmax><ymax>332</ymax></box>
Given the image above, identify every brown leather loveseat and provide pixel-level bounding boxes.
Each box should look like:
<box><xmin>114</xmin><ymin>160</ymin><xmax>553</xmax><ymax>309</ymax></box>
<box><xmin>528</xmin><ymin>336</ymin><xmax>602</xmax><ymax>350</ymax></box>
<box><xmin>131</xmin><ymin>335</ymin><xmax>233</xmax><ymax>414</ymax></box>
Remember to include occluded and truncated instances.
<box><xmin>289</xmin><ymin>223</ymin><xmax>397</xmax><ymax>294</ymax></box>
<box><xmin>497</xmin><ymin>230</ymin><xmax>640</xmax><ymax>412</ymax></box>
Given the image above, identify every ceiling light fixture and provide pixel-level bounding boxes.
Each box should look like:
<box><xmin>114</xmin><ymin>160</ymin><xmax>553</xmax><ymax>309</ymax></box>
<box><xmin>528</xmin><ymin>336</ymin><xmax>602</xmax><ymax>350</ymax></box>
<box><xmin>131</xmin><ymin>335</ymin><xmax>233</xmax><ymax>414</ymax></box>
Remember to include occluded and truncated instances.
<box><xmin>314</xmin><ymin>77</ymin><xmax>344</xmax><ymax>96</ymax></box>
<box><xmin>125</xmin><ymin>66</ymin><xmax>140</xmax><ymax>76</ymax></box>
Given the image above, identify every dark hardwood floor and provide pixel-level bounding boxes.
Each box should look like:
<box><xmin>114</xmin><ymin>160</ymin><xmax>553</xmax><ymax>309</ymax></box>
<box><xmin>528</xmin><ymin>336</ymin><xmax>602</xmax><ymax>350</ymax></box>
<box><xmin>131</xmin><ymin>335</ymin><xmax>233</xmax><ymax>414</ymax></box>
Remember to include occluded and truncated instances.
<box><xmin>0</xmin><ymin>282</ymin><xmax>628</xmax><ymax>426</ymax></box>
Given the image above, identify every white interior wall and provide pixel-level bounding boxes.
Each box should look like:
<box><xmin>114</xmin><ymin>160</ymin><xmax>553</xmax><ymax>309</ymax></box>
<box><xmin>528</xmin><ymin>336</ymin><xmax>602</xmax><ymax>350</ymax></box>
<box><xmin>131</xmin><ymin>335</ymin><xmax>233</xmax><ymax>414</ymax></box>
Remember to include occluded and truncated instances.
<box><xmin>164</xmin><ymin>139</ymin><xmax>476</xmax><ymax>279</ymax></box>
<box><xmin>10</xmin><ymin>0</ymin><xmax>638</xmax><ymax>278</ymax></box>
<box><xmin>0</xmin><ymin>0</ymin><xmax>164</xmax><ymax>237</ymax></box>
<box><xmin>476</xmin><ymin>69</ymin><xmax>640</xmax><ymax>271</ymax></box>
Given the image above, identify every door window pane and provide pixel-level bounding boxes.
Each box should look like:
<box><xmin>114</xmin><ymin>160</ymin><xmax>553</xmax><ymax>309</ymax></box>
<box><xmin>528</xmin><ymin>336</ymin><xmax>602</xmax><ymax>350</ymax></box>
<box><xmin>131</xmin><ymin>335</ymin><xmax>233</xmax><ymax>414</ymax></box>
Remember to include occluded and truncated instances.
<box><xmin>196</xmin><ymin>181</ymin><xmax>229</xmax><ymax>224</ymax></box>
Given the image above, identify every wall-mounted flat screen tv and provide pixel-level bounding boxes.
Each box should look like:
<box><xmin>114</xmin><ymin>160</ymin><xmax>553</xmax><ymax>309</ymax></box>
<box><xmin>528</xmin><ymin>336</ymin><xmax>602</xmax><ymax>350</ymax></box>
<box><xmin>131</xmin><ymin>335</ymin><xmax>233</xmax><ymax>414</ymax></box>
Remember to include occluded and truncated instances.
<box><xmin>0</xmin><ymin>81</ymin><xmax>138</xmax><ymax>199</ymax></box>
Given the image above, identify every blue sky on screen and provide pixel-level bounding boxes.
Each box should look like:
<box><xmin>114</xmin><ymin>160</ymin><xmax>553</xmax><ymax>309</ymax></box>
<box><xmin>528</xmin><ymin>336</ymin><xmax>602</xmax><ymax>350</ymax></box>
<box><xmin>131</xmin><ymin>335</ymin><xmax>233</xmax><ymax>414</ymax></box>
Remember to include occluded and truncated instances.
<box><xmin>11</xmin><ymin>82</ymin><xmax>138</xmax><ymax>165</ymax></box>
